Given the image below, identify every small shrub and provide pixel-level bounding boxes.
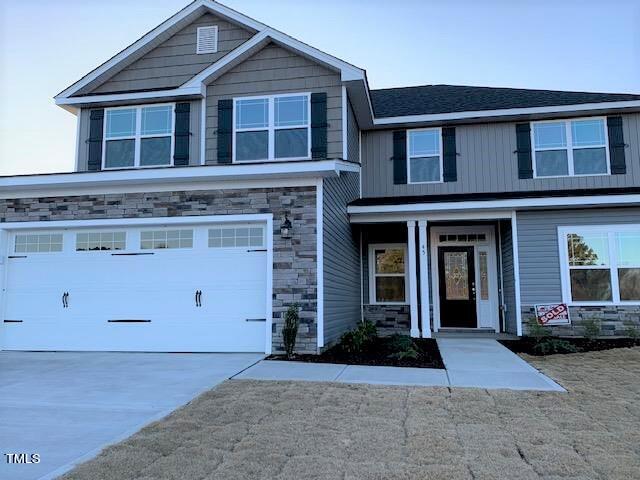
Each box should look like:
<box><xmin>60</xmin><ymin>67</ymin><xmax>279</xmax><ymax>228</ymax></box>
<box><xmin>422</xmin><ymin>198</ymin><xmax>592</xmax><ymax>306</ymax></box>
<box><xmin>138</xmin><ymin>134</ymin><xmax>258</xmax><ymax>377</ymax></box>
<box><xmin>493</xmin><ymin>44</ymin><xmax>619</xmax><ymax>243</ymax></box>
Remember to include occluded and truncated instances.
<box><xmin>339</xmin><ymin>321</ymin><xmax>377</xmax><ymax>355</ymax></box>
<box><xmin>526</xmin><ymin>319</ymin><xmax>550</xmax><ymax>342</ymax></box>
<box><xmin>282</xmin><ymin>304</ymin><xmax>299</xmax><ymax>359</ymax></box>
<box><xmin>623</xmin><ymin>321</ymin><xmax>640</xmax><ymax>339</ymax></box>
<box><xmin>386</xmin><ymin>334</ymin><xmax>419</xmax><ymax>361</ymax></box>
<box><xmin>582</xmin><ymin>318</ymin><xmax>601</xmax><ymax>341</ymax></box>
<box><xmin>533</xmin><ymin>338</ymin><xmax>578</xmax><ymax>355</ymax></box>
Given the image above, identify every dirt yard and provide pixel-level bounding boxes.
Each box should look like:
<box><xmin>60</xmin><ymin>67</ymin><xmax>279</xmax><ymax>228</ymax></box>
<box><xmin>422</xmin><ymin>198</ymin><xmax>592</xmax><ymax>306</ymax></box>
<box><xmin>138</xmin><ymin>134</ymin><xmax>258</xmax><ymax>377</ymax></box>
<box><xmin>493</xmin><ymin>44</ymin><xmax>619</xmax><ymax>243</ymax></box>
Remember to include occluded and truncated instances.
<box><xmin>63</xmin><ymin>348</ymin><xmax>640</xmax><ymax>480</ymax></box>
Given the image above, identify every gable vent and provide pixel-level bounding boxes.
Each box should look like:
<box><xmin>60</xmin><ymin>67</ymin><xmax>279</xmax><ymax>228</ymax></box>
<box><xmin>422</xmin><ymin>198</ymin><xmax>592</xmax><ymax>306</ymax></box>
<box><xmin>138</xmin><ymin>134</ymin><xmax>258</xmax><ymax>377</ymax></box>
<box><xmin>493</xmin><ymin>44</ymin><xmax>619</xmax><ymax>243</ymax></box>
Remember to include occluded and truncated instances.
<box><xmin>196</xmin><ymin>26</ymin><xmax>218</xmax><ymax>54</ymax></box>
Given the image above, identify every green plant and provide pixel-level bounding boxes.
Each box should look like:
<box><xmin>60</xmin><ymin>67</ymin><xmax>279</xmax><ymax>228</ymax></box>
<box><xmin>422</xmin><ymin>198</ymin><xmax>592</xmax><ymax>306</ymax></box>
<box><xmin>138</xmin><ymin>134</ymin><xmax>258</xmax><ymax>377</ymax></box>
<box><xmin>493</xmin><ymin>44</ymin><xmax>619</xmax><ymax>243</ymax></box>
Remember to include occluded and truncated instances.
<box><xmin>339</xmin><ymin>321</ymin><xmax>377</xmax><ymax>355</ymax></box>
<box><xmin>386</xmin><ymin>334</ymin><xmax>419</xmax><ymax>361</ymax></box>
<box><xmin>582</xmin><ymin>318</ymin><xmax>602</xmax><ymax>341</ymax></box>
<box><xmin>623</xmin><ymin>321</ymin><xmax>640</xmax><ymax>339</ymax></box>
<box><xmin>282</xmin><ymin>304</ymin><xmax>299</xmax><ymax>359</ymax></box>
<box><xmin>533</xmin><ymin>338</ymin><xmax>578</xmax><ymax>355</ymax></box>
<box><xmin>526</xmin><ymin>319</ymin><xmax>550</xmax><ymax>342</ymax></box>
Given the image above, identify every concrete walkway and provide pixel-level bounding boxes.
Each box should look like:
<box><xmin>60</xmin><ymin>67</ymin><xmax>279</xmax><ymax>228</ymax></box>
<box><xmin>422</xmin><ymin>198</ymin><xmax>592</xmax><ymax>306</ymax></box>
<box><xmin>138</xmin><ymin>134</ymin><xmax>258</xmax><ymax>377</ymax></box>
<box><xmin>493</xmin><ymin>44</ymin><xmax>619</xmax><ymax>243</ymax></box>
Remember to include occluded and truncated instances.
<box><xmin>235</xmin><ymin>339</ymin><xmax>565</xmax><ymax>392</ymax></box>
<box><xmin>0</xmin><ymin>352</ymin><xmax>264</xmax><ymax>480</ymax></box>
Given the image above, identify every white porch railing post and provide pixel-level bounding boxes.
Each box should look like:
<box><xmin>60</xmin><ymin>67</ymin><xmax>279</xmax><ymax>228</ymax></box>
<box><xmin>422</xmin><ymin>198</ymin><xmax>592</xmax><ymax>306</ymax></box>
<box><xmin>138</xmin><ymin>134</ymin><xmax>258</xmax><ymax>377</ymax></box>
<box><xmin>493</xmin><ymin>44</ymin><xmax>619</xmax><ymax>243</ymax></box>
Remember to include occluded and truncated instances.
<box><xmin>407</xmin><ymin>221</ymin><xmax>420</xmax><ymax>338</ymax></box>
<box><xmin>418</xmin><ymin>220</ymin><xmax>431</xmax><ymax>338</ymax></box>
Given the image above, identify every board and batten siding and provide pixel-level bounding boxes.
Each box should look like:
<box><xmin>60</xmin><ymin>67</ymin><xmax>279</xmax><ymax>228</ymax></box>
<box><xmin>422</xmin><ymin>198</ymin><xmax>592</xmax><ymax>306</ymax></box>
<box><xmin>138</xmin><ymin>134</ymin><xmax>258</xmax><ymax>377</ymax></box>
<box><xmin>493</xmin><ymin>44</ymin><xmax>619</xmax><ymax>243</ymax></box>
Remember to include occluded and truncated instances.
<box><xmin>323</xmin><ymin>171</ymin><xmax>361</xmax><ymax>346</ymax></box>
<box><xmin>361</xmin><ymin>113</ymin><xmax>640</xmax><ymax>197</ymax></box>
<box><xmin>205</xmin><ymin>43</ymin><xmax>344</xmax><ymax>163</ymax></box>
<box><xmin>85</xmin><ymin>13</ymin><xmax>254</xmax><ymax>95</ymax></box>
<box><xmin>517</xmin><ymin>207</ymin><xmax>640</xmax><ymax>306</ymax></box>
<box><xmin>76</xmin><ymin>100</ymin><xmax>202</xmax><ymax>171</ymax></box>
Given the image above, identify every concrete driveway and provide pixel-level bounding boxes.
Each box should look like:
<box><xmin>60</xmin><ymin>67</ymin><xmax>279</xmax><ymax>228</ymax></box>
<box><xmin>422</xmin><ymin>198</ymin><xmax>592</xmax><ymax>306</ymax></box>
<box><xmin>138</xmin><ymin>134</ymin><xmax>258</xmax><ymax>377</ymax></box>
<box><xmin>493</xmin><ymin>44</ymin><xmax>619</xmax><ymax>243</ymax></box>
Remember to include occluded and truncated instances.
<box><xmin>0</xmin><ymin>351</ymin><xmax>263</xmax><ymax>480</ymax></box>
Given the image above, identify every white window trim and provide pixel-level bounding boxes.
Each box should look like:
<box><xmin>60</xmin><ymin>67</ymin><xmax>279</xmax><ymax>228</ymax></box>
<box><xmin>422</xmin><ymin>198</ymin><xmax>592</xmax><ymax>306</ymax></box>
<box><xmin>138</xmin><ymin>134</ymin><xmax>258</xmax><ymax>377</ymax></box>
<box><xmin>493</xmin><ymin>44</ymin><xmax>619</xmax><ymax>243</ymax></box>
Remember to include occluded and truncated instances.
<box><xmin>531</xmin><ymin>116</ymin><xmax>611</xmax><ymax>179</ymax></box>
<box><xmin>102</xmin><ymin>103</ymin><xmax>175</xmax><ymax>170</ymax></box>
<box><xmin>407</xmin><ymin>127</ymin><xmax>444</xmax><ymax>184</ymax></box>
<box><xmin>75</xmin><ymin>231</ymin><xmax>127</xmax><ymax>253</ymax></box>
<box><xmin>196</xmin><ymin>25</ymin><xmax>218</xmax><ymax>54</ymax></box>
<box><xmin>139</xmin><ymin>228</ymin><xmax>194</xmax><ymax>250</ymax></box>
<box><xmin>208</xmin><ymin>224</ymin><xmax>265</xmax><ymax>249</ymax></box>
<box><xmin>232</xmin><ymin>93</ymin><xmax>312</xmax><ymax>163</ymax></box>
<box><xmin>13</xmin><ymin>232</ymin><xmax>64</xmax><ymax>254</ymax></box>
<box><xmin>368</xmin><ymin>243</ymin><xmax>409</xmax><ymax>305</ymax></box>
<box><xmin>558</xmin><ymin>224</ymin><xmax>640</xmax><ymax>306</ymax></box>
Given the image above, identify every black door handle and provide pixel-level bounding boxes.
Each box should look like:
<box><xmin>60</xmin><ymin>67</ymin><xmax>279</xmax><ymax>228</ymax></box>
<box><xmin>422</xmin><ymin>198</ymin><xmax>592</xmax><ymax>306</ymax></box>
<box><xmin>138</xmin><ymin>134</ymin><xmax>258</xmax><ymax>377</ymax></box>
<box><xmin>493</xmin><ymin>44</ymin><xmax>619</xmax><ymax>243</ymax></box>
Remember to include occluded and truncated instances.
<box><xmin>62</xmin><ymin>292</ymin><xmax>69</xmax><ymax>308</ymax></box>
<box><xmin>195</xmin><ymin>290</ymin><xmax>202</xmax><ymax>307</ymax></box>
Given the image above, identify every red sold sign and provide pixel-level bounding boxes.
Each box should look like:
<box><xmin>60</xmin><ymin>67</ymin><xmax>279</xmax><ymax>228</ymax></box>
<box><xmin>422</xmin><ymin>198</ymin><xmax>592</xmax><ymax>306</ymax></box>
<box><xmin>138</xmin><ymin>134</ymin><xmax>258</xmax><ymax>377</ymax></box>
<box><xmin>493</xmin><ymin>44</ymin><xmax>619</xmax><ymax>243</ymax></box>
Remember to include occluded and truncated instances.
<box><xmin>535</xmin><ymin>303</ymin><xmax>571</xmax><ymax>326</ymax></box>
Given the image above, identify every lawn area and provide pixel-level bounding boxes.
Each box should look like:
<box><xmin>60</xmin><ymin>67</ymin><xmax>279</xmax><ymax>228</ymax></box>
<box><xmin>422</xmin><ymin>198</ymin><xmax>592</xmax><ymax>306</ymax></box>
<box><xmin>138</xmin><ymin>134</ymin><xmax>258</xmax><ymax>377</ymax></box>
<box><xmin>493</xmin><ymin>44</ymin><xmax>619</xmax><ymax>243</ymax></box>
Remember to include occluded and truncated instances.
<box><xmin>63</xmin><ymin>348</ymin><xmax>640</xmax><ymax>480</ymax></box>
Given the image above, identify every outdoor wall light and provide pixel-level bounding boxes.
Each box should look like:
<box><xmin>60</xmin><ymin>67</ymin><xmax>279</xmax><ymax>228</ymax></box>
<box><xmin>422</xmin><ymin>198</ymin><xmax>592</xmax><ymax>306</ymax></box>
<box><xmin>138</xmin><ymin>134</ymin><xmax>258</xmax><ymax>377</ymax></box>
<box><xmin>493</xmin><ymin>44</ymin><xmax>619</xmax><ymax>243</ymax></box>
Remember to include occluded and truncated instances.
<box><xmin>280</xmin><ymin>215</ymin><xmax>293</xmax><ymax>239</ymax></box>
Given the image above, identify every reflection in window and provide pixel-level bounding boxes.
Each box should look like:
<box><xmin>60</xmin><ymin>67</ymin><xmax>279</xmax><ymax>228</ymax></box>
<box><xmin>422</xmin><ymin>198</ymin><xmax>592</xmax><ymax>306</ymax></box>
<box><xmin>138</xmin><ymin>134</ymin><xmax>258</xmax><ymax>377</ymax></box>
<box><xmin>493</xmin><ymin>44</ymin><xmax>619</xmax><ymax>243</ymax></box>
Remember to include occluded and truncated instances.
<box><xmin>140</xmin><ymin>230</ymin><xmax>193</xmax><ymax>249</ymax></box>
<box><xmin>76</xmin><ymin>232</ymin><xmax>126</xmax><ymax>251</ymax></box>
<box><xmin>371</xmin><ymin>246</ymin><xmax>406</xmax><ymax>303</ymax></box>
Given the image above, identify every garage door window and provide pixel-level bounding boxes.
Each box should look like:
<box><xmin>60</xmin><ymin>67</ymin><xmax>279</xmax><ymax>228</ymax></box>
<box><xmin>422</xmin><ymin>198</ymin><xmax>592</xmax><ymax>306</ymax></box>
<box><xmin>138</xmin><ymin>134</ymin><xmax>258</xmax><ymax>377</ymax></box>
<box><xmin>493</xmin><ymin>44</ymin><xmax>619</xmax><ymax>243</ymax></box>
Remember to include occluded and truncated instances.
<box><xmin>15</xmin><ymin>234</ymin><xmax>63</xmax><ymax>253</ymax></box>
<box><xmin>141</xmin><ymin>229</ymin><xmax>193</xmax><ymax>249</ymax></box>
<box><xmin>76</xmin><ymin>232</ymin><xmax>126</xmax><ymax>251</ymax></box>
<box><xmin>209</xmin><ymin>227</ymin><xmax>264</xmax><ymax>248</ymax></box>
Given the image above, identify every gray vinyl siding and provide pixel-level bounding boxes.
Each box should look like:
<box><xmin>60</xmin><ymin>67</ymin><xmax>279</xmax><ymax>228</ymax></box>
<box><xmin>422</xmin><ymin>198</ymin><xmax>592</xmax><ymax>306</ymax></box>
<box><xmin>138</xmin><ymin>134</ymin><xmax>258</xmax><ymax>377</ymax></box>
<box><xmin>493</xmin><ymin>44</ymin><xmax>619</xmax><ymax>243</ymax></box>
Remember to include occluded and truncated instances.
<box><xmin>499</xmin><ymin>220</ymin><xmax>517</xmax><ymax>334</ymax></box>
<box><xmin>517</xmin><ymin>207</ymin><xmax>640</xmax><ymax>306</ymax></box>
<box><xmin>323</xmin><ymin>172</ymin><xmax>361</xmax><ymax>346</ymax></box>
<box><xmin>88</xmin><ymin>14</ymin><xmax>253</xmax><ymax>95</ymax></box>
<box><xmin>346</xmin><ymin>97</ymin><xmax>360</xmax><ymax>162</ymax></box>
<box><xmin>205</xmin><ymin>43</ymin><xmax>343</xmax><ymax>163</ymax></box>
<box><xmin>76</xmin><ymin>100</ymin><xmax>202</xmax><ymax>171</ymax></box>
<box><xmin>361</xmin><ymin>113</ymin><xmax>640</xmax><ymax>197</ymax></box>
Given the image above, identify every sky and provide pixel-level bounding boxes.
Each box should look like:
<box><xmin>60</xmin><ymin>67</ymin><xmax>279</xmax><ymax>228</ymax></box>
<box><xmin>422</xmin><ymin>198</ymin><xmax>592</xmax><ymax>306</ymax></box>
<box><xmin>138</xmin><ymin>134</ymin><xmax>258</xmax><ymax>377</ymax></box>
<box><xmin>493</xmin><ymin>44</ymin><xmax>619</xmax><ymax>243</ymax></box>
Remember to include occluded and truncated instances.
<box><xmin>1</xmin><ymin>0</ymin><xmax>639</xmax><ymax>176</ymax></box>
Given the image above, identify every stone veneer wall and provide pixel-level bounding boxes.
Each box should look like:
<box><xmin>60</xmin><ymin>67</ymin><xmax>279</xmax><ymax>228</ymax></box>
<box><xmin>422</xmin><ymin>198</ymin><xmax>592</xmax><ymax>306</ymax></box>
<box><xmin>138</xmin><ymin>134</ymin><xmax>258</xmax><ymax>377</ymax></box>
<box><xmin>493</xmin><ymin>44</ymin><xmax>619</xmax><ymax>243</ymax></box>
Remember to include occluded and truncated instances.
<box><xmin>522</xmin><ymin>305</ymin><xmax>640</xmax><ymax>337</ymax></box>
<box><xmin>0</xmin><ymin>187</ymin><xmax>318</xmax><ymax>353</ymax></box>
<box><xmin>362</xmin><ymin>304</ymin><xmax>410</xmax><ymax>336</ymax></box>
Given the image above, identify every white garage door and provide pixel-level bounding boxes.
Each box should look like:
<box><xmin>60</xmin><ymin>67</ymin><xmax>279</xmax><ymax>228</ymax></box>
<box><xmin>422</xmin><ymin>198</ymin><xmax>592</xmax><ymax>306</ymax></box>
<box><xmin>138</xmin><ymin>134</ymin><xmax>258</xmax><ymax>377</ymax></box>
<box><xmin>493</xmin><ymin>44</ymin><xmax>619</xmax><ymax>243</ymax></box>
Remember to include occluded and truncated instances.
<box><xmin>2</xmin><ymin>222</ymin><xmax>269</xmax><ymax>352</ymax></box>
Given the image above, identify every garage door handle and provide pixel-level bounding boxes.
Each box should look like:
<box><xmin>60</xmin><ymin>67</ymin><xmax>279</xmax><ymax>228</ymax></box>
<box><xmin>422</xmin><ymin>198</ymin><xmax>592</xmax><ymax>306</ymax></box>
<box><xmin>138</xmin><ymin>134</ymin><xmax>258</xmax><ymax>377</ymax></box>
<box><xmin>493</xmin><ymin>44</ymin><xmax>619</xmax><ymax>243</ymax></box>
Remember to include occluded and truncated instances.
<box><xmin>62</xmin><ymin>292</ymin><xmax>69</xmax><ymax>308</ymax></box>
<box><xmin>195</xmin><ymin>290</ymin><xmax>202</xmax><ymax>307</ymax></box>
<box><xmin>246</xmin><ymin>318</ymin><xmax>266</xmax><ymax>322</ymax></box>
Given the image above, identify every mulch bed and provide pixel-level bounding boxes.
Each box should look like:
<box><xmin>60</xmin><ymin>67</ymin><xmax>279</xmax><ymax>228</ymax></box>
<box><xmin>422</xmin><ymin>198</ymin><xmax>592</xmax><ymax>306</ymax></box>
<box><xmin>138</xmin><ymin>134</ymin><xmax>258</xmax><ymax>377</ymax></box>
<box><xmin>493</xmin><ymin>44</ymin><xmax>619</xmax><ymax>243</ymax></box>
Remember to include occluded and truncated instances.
<box><xmin>501</xmin><ymin>337</ymin><xmax>640</xmax><ymax>356</ymax></box>
<box><xmin>268</xmin><ymin>337</ymin><xmax>444</xmax><ymax>369</ymax></box>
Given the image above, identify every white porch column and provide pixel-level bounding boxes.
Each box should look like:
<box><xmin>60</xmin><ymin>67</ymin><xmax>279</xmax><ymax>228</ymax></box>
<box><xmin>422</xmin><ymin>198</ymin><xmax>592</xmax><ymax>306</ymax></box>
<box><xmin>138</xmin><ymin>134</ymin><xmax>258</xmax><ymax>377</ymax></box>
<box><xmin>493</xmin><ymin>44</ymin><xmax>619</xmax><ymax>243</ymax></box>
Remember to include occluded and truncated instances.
<box><xmin>407</xmin><ymin>221</ymin><xmax>420</xmax><ymax>338</ymax></box>
<box><xmin>418</xmin><ymin>220</ymin><xmax>431</xmax><ymax>338</ymax></box>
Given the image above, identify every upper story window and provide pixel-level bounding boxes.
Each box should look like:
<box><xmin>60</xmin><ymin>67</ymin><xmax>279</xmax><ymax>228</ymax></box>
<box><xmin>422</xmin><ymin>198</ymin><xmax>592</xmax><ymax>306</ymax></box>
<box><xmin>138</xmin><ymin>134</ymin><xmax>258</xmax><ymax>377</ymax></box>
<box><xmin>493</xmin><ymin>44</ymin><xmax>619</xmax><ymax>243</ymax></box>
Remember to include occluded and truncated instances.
<box><xmin>532</xmin><ymin>118</ymin><xmax>609</xmax><ymax>178</ymax></box>
<box><xmin>408</xmin><ymin>128</ymin><xmax>443</xmax><ymax>183</ymax></box>
<box><xmin>196</xmin><ymin>26</ymin><xmax>218</xmax><ymax>54</ymax></box>
<box><xmin>234</xmin><ymin>94</ymin><xmax>310</xmax><ymax>162</ymax></box>
<box><xmin>104</xmin><ymin>104</ymin><xmax>174</xmax><ymax>169</ymax></box>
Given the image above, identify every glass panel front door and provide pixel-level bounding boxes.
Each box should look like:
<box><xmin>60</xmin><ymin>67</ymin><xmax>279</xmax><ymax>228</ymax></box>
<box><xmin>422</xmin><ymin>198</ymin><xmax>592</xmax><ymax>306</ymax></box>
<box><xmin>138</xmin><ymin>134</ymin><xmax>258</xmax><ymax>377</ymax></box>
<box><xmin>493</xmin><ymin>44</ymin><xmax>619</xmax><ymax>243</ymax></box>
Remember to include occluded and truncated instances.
<box><xmin>438</xmin><ymin>246</ymin><xmax>477</xmax><ymax>328</ymax></box>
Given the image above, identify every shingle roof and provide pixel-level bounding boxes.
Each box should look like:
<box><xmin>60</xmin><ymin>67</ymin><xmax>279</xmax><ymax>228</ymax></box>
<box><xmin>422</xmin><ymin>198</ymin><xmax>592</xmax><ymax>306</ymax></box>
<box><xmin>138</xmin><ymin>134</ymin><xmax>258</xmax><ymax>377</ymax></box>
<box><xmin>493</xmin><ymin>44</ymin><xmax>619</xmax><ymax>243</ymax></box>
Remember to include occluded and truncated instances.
<box><xmin>370</xmin><ymin>84</ymin><xmax>640</xmax><ymax>118</ymax></box>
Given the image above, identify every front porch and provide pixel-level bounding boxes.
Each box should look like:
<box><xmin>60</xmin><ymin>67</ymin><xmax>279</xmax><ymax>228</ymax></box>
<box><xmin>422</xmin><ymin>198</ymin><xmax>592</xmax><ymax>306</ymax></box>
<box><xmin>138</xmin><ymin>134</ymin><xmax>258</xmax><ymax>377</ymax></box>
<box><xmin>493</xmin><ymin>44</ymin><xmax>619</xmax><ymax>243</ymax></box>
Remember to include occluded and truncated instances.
<box><xmin>354</xmin><ymin>212</ymin><xmax>523</xmax><ymax>339</ymax></box>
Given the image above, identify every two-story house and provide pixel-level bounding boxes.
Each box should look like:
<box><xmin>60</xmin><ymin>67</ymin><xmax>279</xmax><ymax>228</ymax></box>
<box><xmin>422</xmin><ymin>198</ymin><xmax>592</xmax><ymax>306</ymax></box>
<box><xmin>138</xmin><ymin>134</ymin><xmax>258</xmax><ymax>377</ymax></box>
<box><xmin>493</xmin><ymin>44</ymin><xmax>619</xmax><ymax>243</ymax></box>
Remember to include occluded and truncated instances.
<box><xmin>1</xmin><ymin>0</ymin><xmax>639</xmax><ymax>354</ymax></box>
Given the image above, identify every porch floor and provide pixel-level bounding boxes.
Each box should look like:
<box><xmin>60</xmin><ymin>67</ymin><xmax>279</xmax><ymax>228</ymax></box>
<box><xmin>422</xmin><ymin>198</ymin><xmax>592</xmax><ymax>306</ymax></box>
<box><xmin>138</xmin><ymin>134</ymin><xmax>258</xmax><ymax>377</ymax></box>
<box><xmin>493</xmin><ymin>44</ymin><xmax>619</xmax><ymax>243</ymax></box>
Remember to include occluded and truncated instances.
<box><xmin>235</xmin><ymin>339</ymin><xmax>564</xmax><ymax>392</ymax></box>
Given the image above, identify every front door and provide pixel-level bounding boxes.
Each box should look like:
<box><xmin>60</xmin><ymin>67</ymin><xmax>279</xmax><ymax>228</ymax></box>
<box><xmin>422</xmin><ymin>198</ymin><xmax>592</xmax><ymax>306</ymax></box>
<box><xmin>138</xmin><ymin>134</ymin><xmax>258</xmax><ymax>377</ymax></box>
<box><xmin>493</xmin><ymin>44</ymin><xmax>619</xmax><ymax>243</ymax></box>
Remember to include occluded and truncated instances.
<box><xmin>438</xmin><ymin>246</ymin><xmax>477</xmax><ymax>328</ymax></box>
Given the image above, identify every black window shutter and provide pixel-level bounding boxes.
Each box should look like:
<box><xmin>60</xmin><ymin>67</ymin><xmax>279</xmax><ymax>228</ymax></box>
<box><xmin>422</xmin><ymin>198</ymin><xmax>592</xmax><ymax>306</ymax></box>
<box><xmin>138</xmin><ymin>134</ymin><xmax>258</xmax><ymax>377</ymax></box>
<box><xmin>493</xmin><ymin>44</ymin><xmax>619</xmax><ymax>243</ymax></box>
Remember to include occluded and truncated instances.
<box><xmin>217</xmin><ymin>99</ymin><xmax>233</xmax><ymax>164</ymax></box>
<box><xmin>173</xmin><ymin>102</ymin><xmax>190</xmax><ymax>166</ymax></box>
<box><xmin>515</xmin><ymin>123</ymin><xmax>533</xmax><ymax>179</ymax></box>
<box><xmin>392</xmin><ymin>130</ymin><xmax>407</xmax><ymax>184</ymax></box>
<box><xmin>311</xmin><ymin>92</ymin><xmax>328</xmax><ymax>159</ymax></box>
<box><xmin>442</xmin><ymin>127</ymin><xmax>457</xmax><ymax>182</ymax></box>
<box><xmin>88</xmin><ymin>109</ymin><xmax>104</xmax><ymax>171</ymax></box>
<box><xmin>607</xmin><ymin>116</ymin><xmax>626</xmax><ymax>175</ymax></box>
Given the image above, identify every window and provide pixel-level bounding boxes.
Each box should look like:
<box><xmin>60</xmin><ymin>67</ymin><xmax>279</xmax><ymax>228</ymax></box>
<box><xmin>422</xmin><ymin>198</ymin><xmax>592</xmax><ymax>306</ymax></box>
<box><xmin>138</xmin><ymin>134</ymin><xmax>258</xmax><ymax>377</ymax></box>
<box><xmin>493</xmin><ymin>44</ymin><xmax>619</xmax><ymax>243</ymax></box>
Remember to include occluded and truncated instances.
<box><xmin>234</xmin><ymin>94</ymin><xmax>310</xmax><ymax>162</ymax></box>
<box><xmin>196</xmin><ymin>26</ymin><xmax>218</xmax><ymax>54</ymax></box>
<box><xmin>209</xmin><ymin>226</ymin><xmax>264</xmax><ymax>248</ymax></box>
<box><xmin>15</xmin><ymin>234</ymin><xmax>63</xmax><ymax>253</ymax></box>
<box><xmin>140</xmin><ymin>230</ymin><xmax>193</xmax><ymax>250</ymax></box>
<box><xmin>408</xmin><ymin>128</ymin><xmax>442</xmax><ymax>183</ymax></box>
<box><xmin>532</xmin><ymin>118</ymin><xmax>609</xmax><ymax>177</ymax></box>
<box><xmin>561</xmin><ymin>226</ymin><xmax>640</xmax><ymax>303</ymax></box>
<box><xmin>76</xmin><ymin>232</ymin><xmax>126</xmax><ymax>251</ymax></box>
<box><xmin>369</xmin><ymin>244</ymin><xmax>408</xmax><ymax>304</ymax></box>
<box><xmin>104</xmin><ymin>104</ymin><xmax>174</xmax><ymax>169</ymax></box>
